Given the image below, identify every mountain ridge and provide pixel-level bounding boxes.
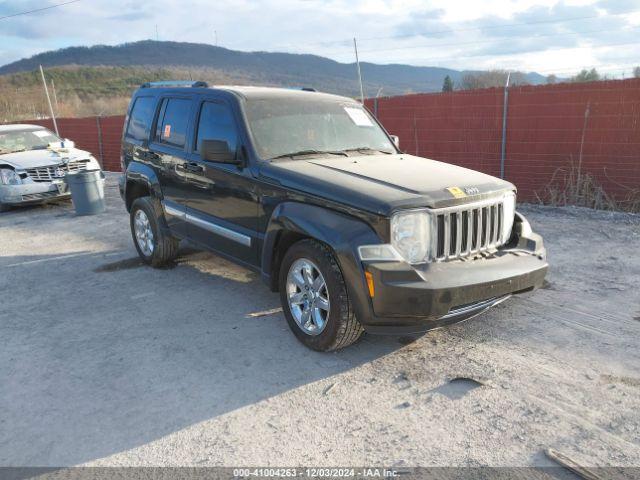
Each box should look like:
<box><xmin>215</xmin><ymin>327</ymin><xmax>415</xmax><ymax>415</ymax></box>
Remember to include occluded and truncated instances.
<box><xmin>0</xmin><ymin>40</ymin><xmax>546</xmax><ymax>97</ymax></box>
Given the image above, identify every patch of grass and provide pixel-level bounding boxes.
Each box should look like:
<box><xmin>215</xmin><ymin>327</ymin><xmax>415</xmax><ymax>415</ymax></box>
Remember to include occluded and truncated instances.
<box><xmin>0</xmin><ymin>65</ymin><xmax>254</xmax><ymax>121</ymax></box>
<box><xmin>535</xmin><ymin>160</ymin><xmax>640</xmax><ymax>213</ymax></box>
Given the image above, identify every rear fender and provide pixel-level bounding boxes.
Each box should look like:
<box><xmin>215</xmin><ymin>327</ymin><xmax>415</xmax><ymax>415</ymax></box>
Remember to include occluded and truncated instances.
<box><xmin>124</xmin><ymin>161</ymin><xmax>163</xmax><ymax>211</ymax></box>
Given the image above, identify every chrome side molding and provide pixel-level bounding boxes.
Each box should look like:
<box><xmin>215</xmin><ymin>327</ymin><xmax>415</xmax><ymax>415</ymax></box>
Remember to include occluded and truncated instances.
<box><xmin>162</xmin><ymin>201</ymin><xmax>252</xmax><ymax>247</ymax></box>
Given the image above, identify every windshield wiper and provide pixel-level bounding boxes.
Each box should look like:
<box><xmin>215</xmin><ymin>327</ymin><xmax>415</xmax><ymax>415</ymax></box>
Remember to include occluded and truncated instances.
<box><xmin>270</xmin><ymin>149</ymin><xmax>349</xmax><ymax>160</ymax></box>
<box><xmin>342</xmin><ymin>147</ymin><xmax>394</xmax><ymax>155</ymax></box>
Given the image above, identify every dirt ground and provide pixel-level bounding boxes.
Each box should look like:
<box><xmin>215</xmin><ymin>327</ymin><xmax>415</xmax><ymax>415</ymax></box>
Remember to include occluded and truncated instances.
<box><xmin>1</xmin><ymin>174</ymin><xmax>639</xmax><ymax>469</ymax></box>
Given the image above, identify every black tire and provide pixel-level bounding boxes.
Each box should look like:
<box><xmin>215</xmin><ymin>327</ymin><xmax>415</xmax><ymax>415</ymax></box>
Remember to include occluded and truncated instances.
<box><xmin>279</xmin><ymin>239</ymin><xmax>363</xmax><ymax>351</ymax></box>
<box><xmin>130</xmin><ymin>196</ymin><xmax>179</xmax><ymax>268</ymax></box>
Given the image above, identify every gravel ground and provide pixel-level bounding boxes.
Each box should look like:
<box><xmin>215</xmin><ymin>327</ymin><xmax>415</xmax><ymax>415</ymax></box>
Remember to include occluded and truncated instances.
<box><xmin>1</xmin><ymin>173</ymin><xmax>639</xmax><ymax>468</ymax></box>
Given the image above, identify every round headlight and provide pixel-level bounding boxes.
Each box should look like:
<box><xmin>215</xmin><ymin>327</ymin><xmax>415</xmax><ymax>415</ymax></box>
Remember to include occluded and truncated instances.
<box><xmin>0</xmin><ymin>168</ymin><xmax>22</xmax><ymax>185</ymax></box>
<box><xmin>391</xmin><ymin>210</ymin><xmax>430</xmax><ymax>264</ymax></box>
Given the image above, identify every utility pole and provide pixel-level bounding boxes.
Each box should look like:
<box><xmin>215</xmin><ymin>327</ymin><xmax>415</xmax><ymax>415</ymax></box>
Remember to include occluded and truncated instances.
<box><xmin>500</xmin><ymin>72</ymin><xmax>511</xmax><ymax>180</ymax></box>
<box><xmin>374</xmin><ymin>87</ymin><xmax>383</xmax><ymax>118</ymax></box>
<box><xmin>155</xmin><ymin>24</ymin><xmax>159</xmax><ymax>41</ymax></box>
<box><xmin>353</xmin><ymin>37</ymin><xmax>365</xmax><ymax>104</ymax></box>
<box><xmin>39</xmin><ymin>65</ymin><xmax>59</xmax><ymax>136</ymax></box>
<box><xmin>214</xmin><ymin>30</ymin><xmax>218</xmax><ymax>47</ymax></box>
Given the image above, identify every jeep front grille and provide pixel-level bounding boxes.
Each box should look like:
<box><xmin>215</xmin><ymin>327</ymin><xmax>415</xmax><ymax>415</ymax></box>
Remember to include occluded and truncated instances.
<box><xmin>431</xmin><ymin>198</ymin><xmax>505</xmax><ymax>261</ymax></box>
<box><xmin>25</xmin><ymin>160</ymin><xmax>90</xmax><ymax>182</ymax></box>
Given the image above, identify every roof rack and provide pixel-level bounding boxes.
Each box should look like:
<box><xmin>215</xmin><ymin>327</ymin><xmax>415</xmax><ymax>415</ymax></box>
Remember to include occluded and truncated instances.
<box><xmin>140</xmin><ymin>81</ymin><xmax>209</xmax><ymax>89</ymax></box>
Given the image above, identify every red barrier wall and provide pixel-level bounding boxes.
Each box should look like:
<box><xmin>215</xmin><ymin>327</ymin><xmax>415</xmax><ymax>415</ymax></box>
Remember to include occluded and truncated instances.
<box><xmin>6</xmin><ymin>79</ymin><xmax>639</xmax><ymax>207</ymax></box>
<box><xmin>367</xmin><ymin>78</ymin><xmax>640</xmax><ymax>204</ymax></box>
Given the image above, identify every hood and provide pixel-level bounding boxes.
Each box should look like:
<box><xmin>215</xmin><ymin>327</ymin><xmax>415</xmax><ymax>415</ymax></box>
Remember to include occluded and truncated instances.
<box><xmin>259</xmin><ymin>154</ymin><xmax>515</xmax><ymax>216</ymax></box>
<box><xmin>0</xmin><ymin>148</ymin><xmax>92</xmax><ymax>169</ymax></box>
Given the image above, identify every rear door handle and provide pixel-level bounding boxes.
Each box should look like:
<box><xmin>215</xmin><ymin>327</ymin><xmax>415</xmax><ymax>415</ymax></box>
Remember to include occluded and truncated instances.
<box><xmin>184</xmin><ymin>162</ymin><xmax>204</xmax><ymax>173</ymax></box>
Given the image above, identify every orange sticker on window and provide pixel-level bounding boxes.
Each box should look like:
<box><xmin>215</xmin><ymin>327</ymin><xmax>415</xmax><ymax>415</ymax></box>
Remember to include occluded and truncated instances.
<box><xmin>163</xmin><ymin>124</ymin><xmax>171</xmax><ymax>138</ymax></box>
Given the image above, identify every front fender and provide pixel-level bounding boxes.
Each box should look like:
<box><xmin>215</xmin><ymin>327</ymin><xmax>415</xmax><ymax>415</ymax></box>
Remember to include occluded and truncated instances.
<box><xmin>262</xmin><ymin>202</ymin><xmax>382</xmax><ymax>324</ymax></box>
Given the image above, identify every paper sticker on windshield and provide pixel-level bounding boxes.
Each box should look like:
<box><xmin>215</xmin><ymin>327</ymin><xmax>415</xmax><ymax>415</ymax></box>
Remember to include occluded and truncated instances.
<box><xmin>163</xmin><ymin>124</ymin><xmax>171</xmax><ymax>138</ymax></box>
<box><xmin>33</xmin><ymin>130</ymin><xmax>50</xmax><ymax>138</ymax></box>
<box><xmin>344</xmin><ymin>107</ymin><xmax>374</xmax><ymax>127</ymax></box>
<box><xmin>446</xmin><ymin>187</ymin><xmax>467</xmax><ymax>199</ymax></box>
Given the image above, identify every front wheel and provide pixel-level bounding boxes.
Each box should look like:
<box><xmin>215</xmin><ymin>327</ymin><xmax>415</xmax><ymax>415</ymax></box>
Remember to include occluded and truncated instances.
<box><xmin>279</xmin><ymin>239</ymin><xmax>363</xmax><ymax>351</ymax></box>
<box><xmin>130</xmin><ymin>196</ymin><xmax>179</xmax><ymax>267</ymax></box>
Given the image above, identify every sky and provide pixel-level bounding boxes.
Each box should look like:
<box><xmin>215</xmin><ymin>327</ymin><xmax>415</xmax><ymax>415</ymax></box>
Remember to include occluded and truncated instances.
<box><xmin>1</xmin><ymin>0</ymin><xmax>639</xmax><ymax>77</ymax></box>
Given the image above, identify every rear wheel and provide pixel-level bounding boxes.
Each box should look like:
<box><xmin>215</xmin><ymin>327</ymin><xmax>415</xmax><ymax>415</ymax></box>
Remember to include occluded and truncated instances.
<box><xmin>130</xmin><ymin>196</ymin><xmax>179</xmax><ymax>267</ymax></box>
<box><xmin>279</xmin><ymin>239</ymin><xmax>363</xmax><ymax>351</ymax></box>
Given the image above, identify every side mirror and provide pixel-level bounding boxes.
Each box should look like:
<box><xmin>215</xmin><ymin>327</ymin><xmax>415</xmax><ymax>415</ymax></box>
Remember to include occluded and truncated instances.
<box><xmin>390</xmin><ymin>135</ymin><xmax>400</xmax><ymax>149</ymax></box>
<box><xmin>201</xmin><ymin>139</ymin><xmax>240</xmax><ymax>165</ymax></box>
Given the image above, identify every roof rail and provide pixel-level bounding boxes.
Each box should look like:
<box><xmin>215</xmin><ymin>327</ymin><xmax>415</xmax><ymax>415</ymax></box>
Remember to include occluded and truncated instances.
<box><xmin>301</xmin><ymin>87</ymin><xmax>317</xmax><ymax>92</ymax></box>
<box><xmin>140</xmin><ymin>81</ymin><xmax>209</xmax><ymax>89</ymax></box>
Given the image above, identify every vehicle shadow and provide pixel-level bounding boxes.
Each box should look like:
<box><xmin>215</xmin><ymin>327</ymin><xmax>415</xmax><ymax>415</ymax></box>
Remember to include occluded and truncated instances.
<box><xmin>0</xmin><ymin>246</ymin><xmax>407</xmax><ymax>466</ymax></box>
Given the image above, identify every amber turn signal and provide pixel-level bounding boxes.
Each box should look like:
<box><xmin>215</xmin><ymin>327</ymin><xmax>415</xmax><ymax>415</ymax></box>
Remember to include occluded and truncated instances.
<box><xmin>365</xmin><ymin>271</ymin><xmax>375</xmax><ymax>298</ymax></box>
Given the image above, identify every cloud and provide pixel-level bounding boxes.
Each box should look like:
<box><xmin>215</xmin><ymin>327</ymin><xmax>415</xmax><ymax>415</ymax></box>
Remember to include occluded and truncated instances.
<box><xmin>0</xmin><ymin>0</ymin><xmax>637</xmax><ymax>77</ymax></box>
<box><xmin>596</xmin><ymin>0</ymin><xmax>640</xmax><ymax>14</ymax></box>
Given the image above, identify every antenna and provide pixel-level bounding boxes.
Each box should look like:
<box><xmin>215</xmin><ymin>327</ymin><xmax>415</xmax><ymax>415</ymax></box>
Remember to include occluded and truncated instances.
<box><xmin>39</xmin><ymin>65</ymin><xmax>59</xmax><ymax>136</ymax></box>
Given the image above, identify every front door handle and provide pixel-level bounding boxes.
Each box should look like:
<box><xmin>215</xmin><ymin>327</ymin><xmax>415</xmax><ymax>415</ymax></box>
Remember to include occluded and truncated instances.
<box><xmin>184</xmin><ymin>162</ymin><xmax>204</xmax><ymax>173</ymax></box>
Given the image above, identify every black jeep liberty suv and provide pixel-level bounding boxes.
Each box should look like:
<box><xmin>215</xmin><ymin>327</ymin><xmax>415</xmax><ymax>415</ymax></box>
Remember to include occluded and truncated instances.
<box><xmin>119</xmin><ymin>81</ymin><xmax>548</xmax><ymax>351</ymax></box>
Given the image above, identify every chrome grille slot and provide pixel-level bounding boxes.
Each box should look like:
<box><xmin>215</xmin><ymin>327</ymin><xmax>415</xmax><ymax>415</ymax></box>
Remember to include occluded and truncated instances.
<box><xmin>21</xmin><ymin>191</ymin><xmax>63</xmax><ymax>201</ymax></box>
<box><xmin>432</xmin><ymin>197</ymin><xmax>506</xmax><ymax>261</ymax></box>
<box><xmin>25</xmin><ymin>159</ymin><xmax>90</xmax><ymax>183</ymax></box>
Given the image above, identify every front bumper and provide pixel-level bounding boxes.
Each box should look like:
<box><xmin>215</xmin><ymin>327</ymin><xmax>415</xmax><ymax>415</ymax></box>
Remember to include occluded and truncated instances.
<box><xmin>355</xmin><ymin>216</ymin><xmax>548</xmax><ymax>334</ymax></box>
<box><xmin>0</xmin><ymin>181</ymin><xmax>70</xmax><ymax>206</ymax></box>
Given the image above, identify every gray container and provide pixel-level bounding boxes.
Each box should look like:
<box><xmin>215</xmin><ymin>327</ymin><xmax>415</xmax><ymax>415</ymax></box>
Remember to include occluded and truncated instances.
<box><xmin>65</xmin><ymin>169</ymin><xmax>106</xmax><ymax>215</ymax></box>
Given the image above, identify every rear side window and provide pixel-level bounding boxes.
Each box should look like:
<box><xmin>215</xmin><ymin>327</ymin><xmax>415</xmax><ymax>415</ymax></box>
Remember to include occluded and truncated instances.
<box><xmin>156</xmin><ymin>98</ymin><xmax>192</xmax><ymax>149</ymax></box>
<box><xmin>126</xmin><ymin>96</ymin><xmax>156</xmax><ymax>142</ymax></box>
<box><xmin>195</xmin><ymin>101</ymin><xmax>238</xmax><ymax>155</ymax></box>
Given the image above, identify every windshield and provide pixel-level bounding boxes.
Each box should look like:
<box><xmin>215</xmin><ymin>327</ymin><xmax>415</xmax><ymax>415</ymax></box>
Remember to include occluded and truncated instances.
<box><xmin>244</xmin><ymin>97</ymin><xmax>396</xmax><ymax>159</ymax></box>
<box><xmin>0</xmin><ymin>129</ymin><xmax>61</xmax><ymax>154</ymax></box>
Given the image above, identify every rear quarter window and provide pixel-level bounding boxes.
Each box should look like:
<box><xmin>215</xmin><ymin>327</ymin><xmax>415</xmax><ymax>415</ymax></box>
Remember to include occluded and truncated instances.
<box><xmin>126</xmin><ymin>96</ymin><xmax>156</xmax><ymax>142</ymax></box>
<box><xmin>155</xmin><ymin>98</ymin><xmax>192</xmax><ymax>149</ymax></box>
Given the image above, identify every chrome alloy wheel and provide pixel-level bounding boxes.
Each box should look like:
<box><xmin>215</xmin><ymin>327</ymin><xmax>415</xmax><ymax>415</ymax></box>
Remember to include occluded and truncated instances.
<box><xmin>286</xmin><ymin>258</ymin><xmax>330</xmax><ymax>335</ymax></box>
<box><xmin>134</xmin><ymin>209</ymin><xmax>154</xmax><ymax>257</ymax></box>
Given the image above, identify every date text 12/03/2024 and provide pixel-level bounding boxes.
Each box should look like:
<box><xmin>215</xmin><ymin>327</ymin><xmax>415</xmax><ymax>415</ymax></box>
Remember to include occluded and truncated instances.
<box><xmin>233</xmin><ymin>468</ymin><xmax>400</xmax><ymax>477</ymax></box>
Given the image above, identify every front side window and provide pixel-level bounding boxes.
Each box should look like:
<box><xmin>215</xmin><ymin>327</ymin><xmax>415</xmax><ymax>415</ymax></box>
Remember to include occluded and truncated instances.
<box><xmin>244</xmin><ymin>97</ymin><xmax>395</xmax><ymax>159</ymax></box>
<box><xmin>195</xmin><ymin>101</ymin><xmax>238</xmax><ymax>155</ymax></box>
<box><xmin>156</xmin><ymin>98</ymin><xmax>192</xmax><ymax>149</ymax></box>
<box><xmin>0</xmin><ymin>129</ymin><xmax>60</xmax><ymax>154</ymax></box>
<box><xmin>126</xmin><ymin>96</ymin><xmax>156</xmax><ymax>142</ymax></box>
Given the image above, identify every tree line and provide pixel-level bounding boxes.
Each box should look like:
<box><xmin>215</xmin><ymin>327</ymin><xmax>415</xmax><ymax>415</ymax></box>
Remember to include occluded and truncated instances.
<box><xmin>442</xmin><ymin>66</ymin><xmax>640</xmax><ymax>92</ymax></box>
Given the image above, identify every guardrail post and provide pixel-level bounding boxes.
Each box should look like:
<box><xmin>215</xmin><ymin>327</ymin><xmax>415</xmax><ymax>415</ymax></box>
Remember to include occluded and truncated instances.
<box><xmin>95</xmin><ymin>116</ymin><xmax>105</xmax><ymax>168</ymax></box>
